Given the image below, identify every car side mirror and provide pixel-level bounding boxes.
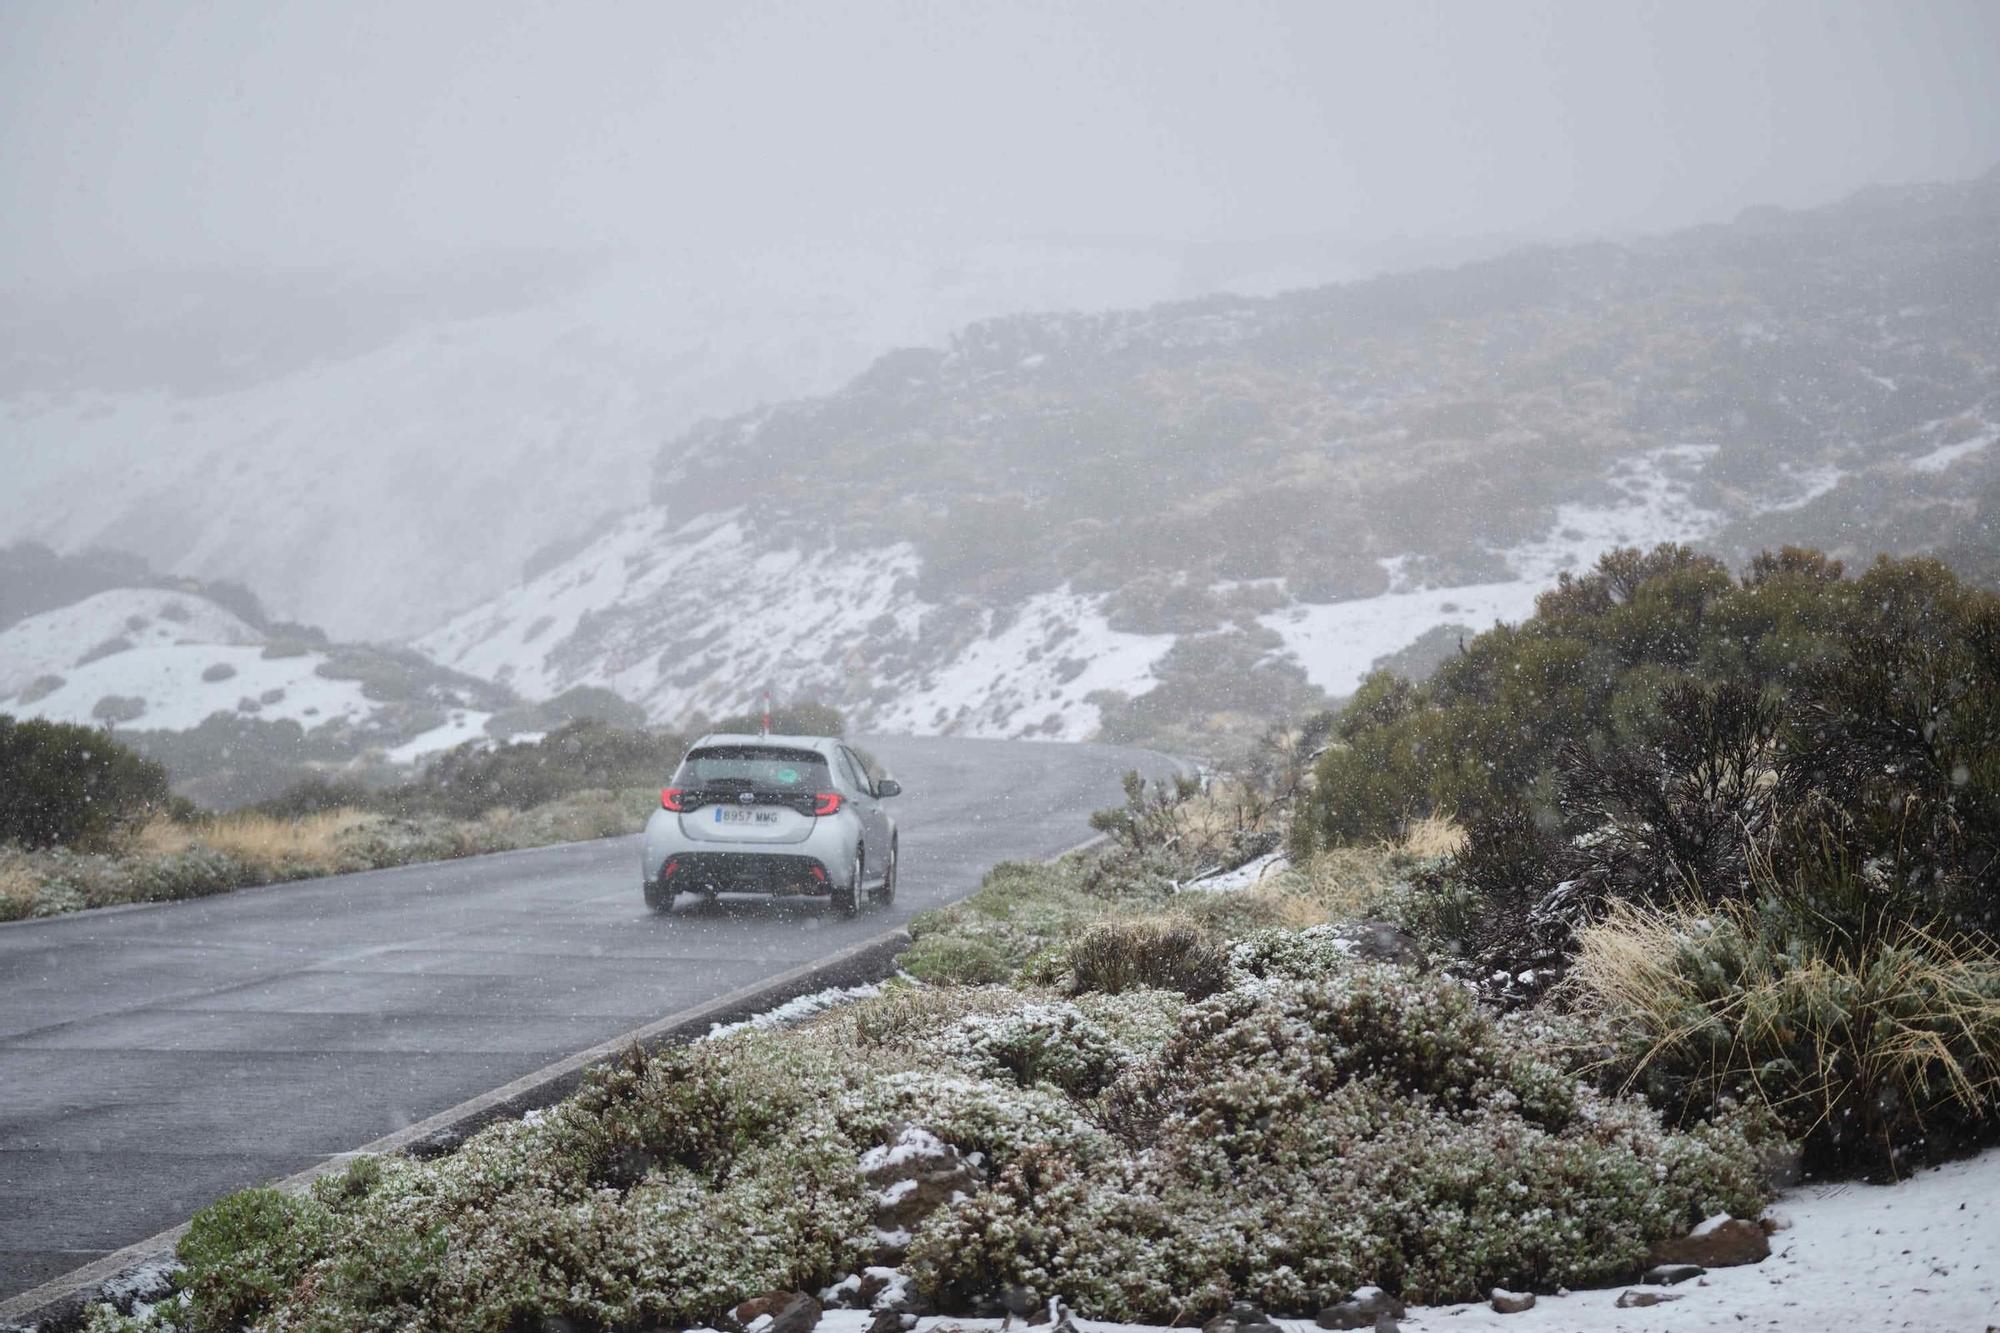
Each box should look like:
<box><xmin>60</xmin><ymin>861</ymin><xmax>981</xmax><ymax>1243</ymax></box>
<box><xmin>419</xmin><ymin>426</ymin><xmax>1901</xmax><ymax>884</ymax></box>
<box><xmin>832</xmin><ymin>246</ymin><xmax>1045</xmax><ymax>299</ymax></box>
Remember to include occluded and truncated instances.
<box><xmin>875</xmin><ymin>778</ymin><xmax>902</xmax><ymax>798</ymax></box>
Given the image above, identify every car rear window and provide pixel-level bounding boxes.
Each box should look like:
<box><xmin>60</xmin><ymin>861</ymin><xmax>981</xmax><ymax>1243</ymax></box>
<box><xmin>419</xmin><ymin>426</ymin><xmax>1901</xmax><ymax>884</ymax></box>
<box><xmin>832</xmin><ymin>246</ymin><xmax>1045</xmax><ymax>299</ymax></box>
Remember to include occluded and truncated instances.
<box><xmin>680</xmin><ymin>746</ymin><xmax>830</xmax><ymax>791</ymax></box>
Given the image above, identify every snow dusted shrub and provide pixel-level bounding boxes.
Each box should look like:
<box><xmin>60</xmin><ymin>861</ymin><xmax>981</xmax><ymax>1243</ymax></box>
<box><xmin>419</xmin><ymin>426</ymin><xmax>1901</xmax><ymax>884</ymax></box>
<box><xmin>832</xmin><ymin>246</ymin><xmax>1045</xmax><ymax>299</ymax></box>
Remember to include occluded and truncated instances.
<box><xmin>937</xmin><ymin>1001</ymin><xmax>1128</xmax><ymax>1096</ymax></box>
<box><xmin>903</xmin><ymin>859</ymin><xmax>1116</xmax><ymax>984</ymax></box>
<box><xmin>908</xmin><ymin>1145</ymin><xmax>1181</xmax><ymax>1318</ymax></box>
<box><xmin>184</xmin><ymin>1037</ymin><xmax>875</xmax><ymax>1331</ymax></box>
<box><xmin>840</xmin><ymin>1068</ymin><xmax>1110</xmax><ymax>1170</ymax></box>
<box><xmin>913</xmin><ymin>966</ymin><xmax>1767</xmax><ymax>1318</ymax></box>
<box><xmin>1226</xmin><ymin>923</ymin><xmax>1366</xmax><ymax>980</ymax></box>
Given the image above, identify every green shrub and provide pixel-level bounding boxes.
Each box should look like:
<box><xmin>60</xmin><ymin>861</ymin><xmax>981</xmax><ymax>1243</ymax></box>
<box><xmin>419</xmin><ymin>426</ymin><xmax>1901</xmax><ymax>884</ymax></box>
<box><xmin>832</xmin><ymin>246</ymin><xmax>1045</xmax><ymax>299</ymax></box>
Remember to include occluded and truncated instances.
<box><xmin>175</xmin><ymin>1187</ymin><xmax>333</xmax><ymax>1333</ymax></box>
<box><xmin>1301</xmin><ymin>551</ymin><xmax>2000</xmax><ymax>976</ymax></box>
<box><xmin>0</xmin><ymin>715</ymin><xmax>172</xmax><ymax>848</ymax></box>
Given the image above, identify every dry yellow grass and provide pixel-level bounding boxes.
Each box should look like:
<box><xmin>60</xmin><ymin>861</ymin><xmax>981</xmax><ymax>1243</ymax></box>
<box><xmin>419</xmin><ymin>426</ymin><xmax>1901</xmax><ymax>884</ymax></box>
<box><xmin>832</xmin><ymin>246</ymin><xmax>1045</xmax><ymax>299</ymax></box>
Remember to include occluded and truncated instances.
<box><xmin>1291</xmin><ymin>818</ymin><xmax>1461</xmax><ymax>922</ymax></box>
<box><xmin>0</xmin><ymin>858</ymin><xmax>38</xmax><ymax>921</ymax></box>
<box><xmin>1397</xmin><ymin>814</ymin><xmax>1467</xmax><ymax>860</ymax></box>
<box><xmin>134</xmin><ymin>809</ymin><xmax>378</xmax><ymax>872</ymax></box>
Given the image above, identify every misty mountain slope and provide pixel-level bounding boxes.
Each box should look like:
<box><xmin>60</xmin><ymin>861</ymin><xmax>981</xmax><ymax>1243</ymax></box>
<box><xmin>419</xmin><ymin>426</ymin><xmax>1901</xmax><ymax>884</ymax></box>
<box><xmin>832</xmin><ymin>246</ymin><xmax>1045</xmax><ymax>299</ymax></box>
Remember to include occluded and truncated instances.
<box><xmin>0</xmin><ymin>243</ymin><xmax>1222</xmax><ymax>642</ymax></box>
<box><xmin>422</xmin><ymin>170</ymin><xmax>2000</xmax><ymax>750</ymax></box>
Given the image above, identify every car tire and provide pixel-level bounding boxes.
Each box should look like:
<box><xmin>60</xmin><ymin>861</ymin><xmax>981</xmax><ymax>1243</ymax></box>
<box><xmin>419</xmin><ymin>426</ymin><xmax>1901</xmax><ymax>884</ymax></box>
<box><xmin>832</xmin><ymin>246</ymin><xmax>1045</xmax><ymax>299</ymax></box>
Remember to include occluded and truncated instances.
<box><xmin>831</xmin><ymin>852</ymin><xmax>862</xmax><ymax>917</ymax></box>
<box><xmin>875</xmin><ymin>839</ymin><xmax>897</xmax><ymax>908</ymax></box>
<box><xmin>645</xmin><ymin>882</ymin><xmax>676</xmax><ymax>914</ymax></box>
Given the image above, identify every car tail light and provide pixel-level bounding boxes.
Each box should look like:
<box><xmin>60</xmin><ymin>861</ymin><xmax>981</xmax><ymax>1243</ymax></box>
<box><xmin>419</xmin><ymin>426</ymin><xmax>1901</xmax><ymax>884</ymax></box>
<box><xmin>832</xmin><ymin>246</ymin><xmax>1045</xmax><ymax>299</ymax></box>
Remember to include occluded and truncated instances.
<box><xmin>661</xmin><ymin>787</ymin><xmax>686</xmax><ymax>812</ymax></box>
<box><xmin>662</xmin><ymin>859</ymin><xmax>680</xmax><ymax>879</ymax></box>
<box><xmin>809</xmin><ymin>865</ymin><xmax>826</xmax><ymax>882</ymax></box>
<box><xmin>813</xmin><ymin>791</ymin><xmax>843</xmax><ymax>816</ymax></box>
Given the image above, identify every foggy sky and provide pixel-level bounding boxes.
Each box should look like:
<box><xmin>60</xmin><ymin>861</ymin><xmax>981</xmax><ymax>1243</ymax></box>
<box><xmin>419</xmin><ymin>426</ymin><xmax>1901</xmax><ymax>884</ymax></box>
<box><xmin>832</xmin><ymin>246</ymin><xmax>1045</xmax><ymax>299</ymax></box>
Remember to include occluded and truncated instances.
<box><xmin>3</xmin><ymin>0</ymin><xmax>1999</xmax><ymax>289</ymax></box>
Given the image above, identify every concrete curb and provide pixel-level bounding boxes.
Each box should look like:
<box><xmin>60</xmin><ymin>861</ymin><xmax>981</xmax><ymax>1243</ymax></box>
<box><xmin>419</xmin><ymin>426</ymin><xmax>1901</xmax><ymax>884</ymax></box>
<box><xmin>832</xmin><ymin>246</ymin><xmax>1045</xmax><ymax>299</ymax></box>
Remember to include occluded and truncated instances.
<box><xmin>0</xmin><ymin>925</ymin><xmax>913</xmax><ymax>1331</ymax></box>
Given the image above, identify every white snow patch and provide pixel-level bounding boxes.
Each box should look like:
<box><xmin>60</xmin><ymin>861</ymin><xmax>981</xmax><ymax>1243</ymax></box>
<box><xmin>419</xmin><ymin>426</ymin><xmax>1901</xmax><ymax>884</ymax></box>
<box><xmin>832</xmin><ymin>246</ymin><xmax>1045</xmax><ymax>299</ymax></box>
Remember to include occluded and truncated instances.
<box><xmin>1182</xmin><ymin>851</ymin><xmax>1289</xmax><ymax>893</ymax></box>
<box><xmin>1393</xmin><ymin>1147</ymin><xmax>2000</xmax><ymax>1329</ymax></box>
<box><xmin>858</xmin><ymin>1125</ymin><xmax>950</xmax><ymax>1175</ymax></box>
<box><xmin>421</xmin><ymin>510</ymin><xmax>934</xmax><ymax>725</ymax></box>
<box><xmin>0</xmin><ymin>588</ymin><xmax>262</xmax><ymax>697</ymax></box>
<box><xmin>1762</xmin><ymin>464</ymin><xmax>1846</xmax><ymax>512</ymax></box>
<box><xmin>0</xmin><ymin>640</ymin><xmax>378</xmax><ymax>733</ymax></box>
<box><xmin>870</xmin><ymin>588</ymin><xmax>1176</xmax><ymax>742</ymax></box>
<box><xmin>385</xmin><ymin>711</ymin><xmax>496</xmax><ymax>765</ymax></box>
<box><xmin>1264</xmin><ymin>446</ymin><xmax>1721</xmax><ymax>697</ymax></box>
<box><xmin>703</xmin><ymin>978</ymin><xmax>886</xmax><ymax>1042</ymax></box>
<box><xmin>1909</xmin><ymin>430</ymin><xmax>1996</xmax><ymax>474</ymax></box>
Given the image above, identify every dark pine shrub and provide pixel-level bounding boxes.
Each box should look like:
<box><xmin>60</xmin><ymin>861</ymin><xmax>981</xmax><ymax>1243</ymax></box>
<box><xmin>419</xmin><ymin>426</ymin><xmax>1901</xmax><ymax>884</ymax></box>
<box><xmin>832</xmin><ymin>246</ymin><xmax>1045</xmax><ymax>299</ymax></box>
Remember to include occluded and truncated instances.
<box><xmin>0</xmin><ymin>714</ymin><xmax>173</xmax><ymax>848</ymax></box>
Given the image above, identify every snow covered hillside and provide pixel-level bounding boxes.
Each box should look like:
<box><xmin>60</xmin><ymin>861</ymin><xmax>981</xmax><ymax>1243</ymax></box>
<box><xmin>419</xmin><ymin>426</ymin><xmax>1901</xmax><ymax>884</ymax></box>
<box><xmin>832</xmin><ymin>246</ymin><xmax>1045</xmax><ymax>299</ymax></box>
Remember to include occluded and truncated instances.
<box><xmin>420</xmin><ymin>509</ymin><xmax>1181</xmax><ymax>741</ymax></box>
<box><xmin>421</xmin><ymin>444</ymin><xmax>1741</xmax><ymax>739</ymax></box>
<box><xmin>0</xmin><ymin>586</ymin><xmax>503</xmax><ymax>766</ymax></box>
<box><xmin>0</xmin><ymin>241</ymin><xmax>1298</xmax><ymax>643</ymax></box>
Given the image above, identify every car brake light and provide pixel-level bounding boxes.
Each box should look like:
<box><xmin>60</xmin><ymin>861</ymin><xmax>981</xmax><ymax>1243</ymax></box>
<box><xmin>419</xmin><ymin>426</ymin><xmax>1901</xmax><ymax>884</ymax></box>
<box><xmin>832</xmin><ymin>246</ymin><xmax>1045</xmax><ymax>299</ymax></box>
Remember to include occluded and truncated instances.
<box><xmin>663</xmin><ymin>859</ymin><xmax>680</xmax><ymax>878</ymax></box>
<box><xmin>813</xmin><ymin>792</ymin><xmax>843</xmax><ymax>816</ymax></box>
<box><xmin>661</xmin><ymin>788</ymin><xmax>686</xmax><ymax>811</ymax></box>
<box><xmin>809</xmin><ymin>865</ymin><xmax>826</xmax><ymax>882</ymax></box>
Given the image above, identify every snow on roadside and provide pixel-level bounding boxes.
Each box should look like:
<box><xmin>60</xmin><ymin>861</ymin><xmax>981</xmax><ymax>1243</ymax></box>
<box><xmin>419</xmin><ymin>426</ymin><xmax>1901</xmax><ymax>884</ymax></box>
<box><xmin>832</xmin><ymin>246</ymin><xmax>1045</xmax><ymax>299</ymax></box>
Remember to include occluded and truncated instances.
<box><xmin>1181</xmin><ymin>851</ymin><xmax>1289</xmax><ymax>893</ymax></box>
<box><xmin>701</xmin><ymin>978</ymin><xmax>889</xmax><ymax>1041</ymax></box>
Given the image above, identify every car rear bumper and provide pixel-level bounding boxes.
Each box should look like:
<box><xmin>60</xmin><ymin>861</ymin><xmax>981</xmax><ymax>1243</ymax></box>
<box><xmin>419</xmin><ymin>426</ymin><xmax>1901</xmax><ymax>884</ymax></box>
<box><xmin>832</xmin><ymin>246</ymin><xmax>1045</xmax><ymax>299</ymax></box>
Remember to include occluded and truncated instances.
<box><xmin>653</xmin><ymin>850</ymin><xmax>833</xmax><ymax>895</ymax></box>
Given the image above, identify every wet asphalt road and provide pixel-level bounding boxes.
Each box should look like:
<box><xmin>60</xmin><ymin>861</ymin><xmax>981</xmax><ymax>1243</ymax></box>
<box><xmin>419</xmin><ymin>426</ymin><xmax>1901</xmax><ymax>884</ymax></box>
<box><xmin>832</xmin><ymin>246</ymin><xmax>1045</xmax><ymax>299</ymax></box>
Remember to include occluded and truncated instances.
<box><xmin>0</xmin><ymin>736</ymin><xmax>1176</xmax><ymax>1299</ymax></box>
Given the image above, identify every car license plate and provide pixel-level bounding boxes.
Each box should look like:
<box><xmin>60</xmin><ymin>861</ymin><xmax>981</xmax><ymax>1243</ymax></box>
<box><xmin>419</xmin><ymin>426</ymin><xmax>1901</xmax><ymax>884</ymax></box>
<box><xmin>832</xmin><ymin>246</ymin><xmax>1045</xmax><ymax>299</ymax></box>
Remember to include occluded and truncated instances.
<box><xmin>716</xmin><ymin>808</ymin><xmax>781</xmax><ymax>826</ymax></box>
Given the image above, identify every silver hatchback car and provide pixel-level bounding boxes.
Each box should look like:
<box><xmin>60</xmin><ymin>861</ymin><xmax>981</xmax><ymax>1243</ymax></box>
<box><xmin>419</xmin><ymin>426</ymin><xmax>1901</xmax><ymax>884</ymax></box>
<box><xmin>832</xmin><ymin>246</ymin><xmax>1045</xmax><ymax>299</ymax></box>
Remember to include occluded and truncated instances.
<box><xmin>641</xmin><ymin>734</ymin><xmax>900</xmax><ymax>915</ymax></box>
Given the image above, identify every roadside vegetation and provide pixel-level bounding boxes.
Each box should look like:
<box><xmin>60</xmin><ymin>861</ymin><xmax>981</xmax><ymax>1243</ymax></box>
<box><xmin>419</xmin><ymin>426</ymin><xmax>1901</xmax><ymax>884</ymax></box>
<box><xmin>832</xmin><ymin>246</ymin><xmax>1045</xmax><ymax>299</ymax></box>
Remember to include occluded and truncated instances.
<box><xmin>63</xmin><ymin>546</ymin><xmax>2000</xmax><ymax>1331</ymax></box>
<box><xmin>1294</xmin><ymin>545</ymin><xmax>2000</xmax><ymax>1179</ymax></box>
<box><xmin>86</xmin><ymin>779</ymin><xmax>1771</xmax><ymax>1332</ymax></box>
<box><xmin>0</xmin><ymin>717</ymin><xmax>680</xmax><ymax>922</ymax></box>
<box><xmin>1</xmin><ymin>698</ymin><xmax>860</xmax><ymax>922</ymax></box>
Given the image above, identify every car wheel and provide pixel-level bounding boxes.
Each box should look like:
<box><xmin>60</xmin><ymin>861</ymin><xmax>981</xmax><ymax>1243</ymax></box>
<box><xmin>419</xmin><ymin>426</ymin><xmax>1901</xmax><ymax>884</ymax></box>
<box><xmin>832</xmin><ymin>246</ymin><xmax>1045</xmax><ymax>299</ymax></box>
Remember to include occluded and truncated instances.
<box><xmin>831</xmin><ymin>852</ymin><xmax>862</xmax><ymax>917</ymax></box>
<box><xmin>875</xmin><ymin>840</ymin><xmax>897</xmax><ymax>907</ymax></box>
<box><xmin>644</xmin><ymin>881</ymin><xmax>676</xmax><ymax>914</ymax></box>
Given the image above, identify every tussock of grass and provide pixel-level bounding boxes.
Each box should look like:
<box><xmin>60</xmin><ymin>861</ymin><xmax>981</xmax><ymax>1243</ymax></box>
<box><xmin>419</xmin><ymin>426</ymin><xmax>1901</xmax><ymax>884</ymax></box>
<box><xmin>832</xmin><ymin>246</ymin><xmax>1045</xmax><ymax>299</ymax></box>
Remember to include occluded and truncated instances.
<box><xmin>1565</xmin><ymin>899</ymin><xmax>2000</xmax><ymax>1175</ymax></box>
<box><xmin>1060</xmin><ymin>915</ymin><xmax>1231</xmax><ymax>999</ymax></box>
<box><xmin>1398</xmin><ymin>813</ymin><xmax>1467</xmax><ymax>860</ymax></box>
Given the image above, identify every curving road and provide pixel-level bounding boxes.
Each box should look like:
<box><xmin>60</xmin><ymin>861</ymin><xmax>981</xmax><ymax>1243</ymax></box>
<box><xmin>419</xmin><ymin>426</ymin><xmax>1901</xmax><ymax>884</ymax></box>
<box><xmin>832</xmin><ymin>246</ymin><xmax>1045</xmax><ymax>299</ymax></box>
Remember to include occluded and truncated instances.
<box><xmin>0</xmin><ymin>736</ymin><xmax>1176</xmax><ymax>1302</ymax></box>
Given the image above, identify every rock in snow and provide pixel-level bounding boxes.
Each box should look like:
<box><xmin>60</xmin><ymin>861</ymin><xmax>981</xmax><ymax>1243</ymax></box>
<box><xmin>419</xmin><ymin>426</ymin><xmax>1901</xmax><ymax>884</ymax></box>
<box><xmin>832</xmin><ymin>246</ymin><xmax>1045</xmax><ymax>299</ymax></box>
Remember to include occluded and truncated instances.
<box><xmin>1647</xmin><ymin>1214</ymin><xmax>1770</xmax><ymax>1268</ymax></box>
<box><xmin>1317</xmin><ymin>1286</ymin><xmax>1406</xmax><ymax>1329</ymax></box>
